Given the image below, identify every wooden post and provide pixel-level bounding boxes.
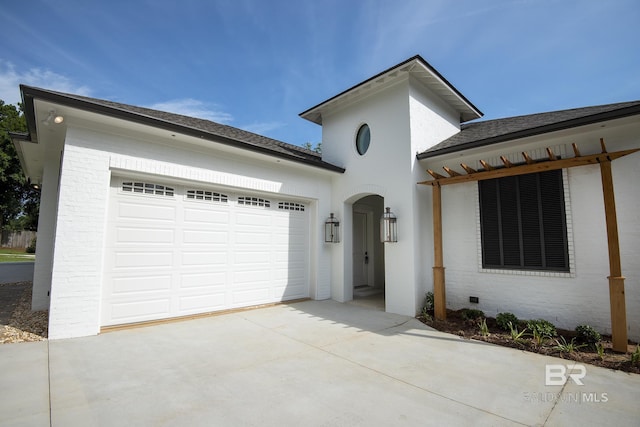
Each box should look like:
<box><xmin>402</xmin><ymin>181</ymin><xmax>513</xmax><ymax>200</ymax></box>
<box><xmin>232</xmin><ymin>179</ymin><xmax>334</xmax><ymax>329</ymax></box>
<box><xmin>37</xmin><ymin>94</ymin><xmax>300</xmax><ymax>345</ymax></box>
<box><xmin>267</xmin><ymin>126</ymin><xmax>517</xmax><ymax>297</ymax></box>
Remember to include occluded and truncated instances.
<box><xmin>599</xmin><ymin>158</ymin><xmax>628</xmax><ymax>352</ymax></box>
<box><xmin>432</xmin><ymin>183</ymin><xmax>446</xmax><ymax>320</ymax></box>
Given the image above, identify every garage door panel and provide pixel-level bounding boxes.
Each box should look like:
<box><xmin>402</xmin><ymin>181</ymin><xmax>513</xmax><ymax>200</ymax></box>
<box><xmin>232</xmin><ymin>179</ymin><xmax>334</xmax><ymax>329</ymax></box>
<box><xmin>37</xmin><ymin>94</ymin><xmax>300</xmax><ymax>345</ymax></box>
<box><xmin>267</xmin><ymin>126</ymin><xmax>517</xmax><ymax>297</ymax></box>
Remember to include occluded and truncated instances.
<box><xmin>276</xmin><ymin>284</ymin><xmax>308</xmax><ymax>299</ymax></box>
<box><xmin>234</xmin><ymin>269</ymin><xmax>271</xmax><ymax>283</ymax></box>
<box><xmin>103</xmin><ymin>178</ymin><xmax>310</xmax><ymax>327</ymax></box>
<box><xmin>114</xmin><ymin>251</ymin><xmax>174</xmax><ymax>269</ymax></box>
<box><xmin>184</xmin><ymin>207</ymin><xmax>229</xmax><ymax>224</ymax></box>
<box><xmin>118</xmin><ymin>202</ymin><xmax>176</xmax><ymax>222</ymax></box>
<box><xmin>236</xmin><ymin>211</ymin><xmax>271</xmax><ymax>226</ymax></box>
<box><xmin>116</xmin><ymin>227</ymin><xmax>175</xmax><ymax>244</ymax></box>
<box><xmin>182</xmin><ymin>230</ymin><xmax>228</xmax><ymax>244</ymax></box>
<box><xmin>180</xmin><ymin>272</ymin><xmax>228</xmax><ymax>288</ymax></box>
<box><xmin>235</xmin><ymin>231</ymin><xmax>271</xmax><ymax>245</ymax></box>
<box><xmin>112</xmin><ymin>275</ymin><xmax>173</xmax><ymax>294</ymax></box>
<box><xmin>109</xmin><ymin>298</ymin><xmax>172</xmax><ymax>323</ymax></box>
<box><xmin>234</xmin><ymin>251</ymin><xmax>271</xmax><ymax>264</ymax></box>
<box><xmin>181</xmin><ymin>251</ymin><xmax>228</xmax><ymax>266</ymax></box>
<box><xmin>179</xmin><ymin>293</ymin><xmax>227</xmax><ymax>312</ymax></box>
<box><xmin>232</xmin><ymin>288</ymin><xmax>270</xmax><ymax>305</ymax></box>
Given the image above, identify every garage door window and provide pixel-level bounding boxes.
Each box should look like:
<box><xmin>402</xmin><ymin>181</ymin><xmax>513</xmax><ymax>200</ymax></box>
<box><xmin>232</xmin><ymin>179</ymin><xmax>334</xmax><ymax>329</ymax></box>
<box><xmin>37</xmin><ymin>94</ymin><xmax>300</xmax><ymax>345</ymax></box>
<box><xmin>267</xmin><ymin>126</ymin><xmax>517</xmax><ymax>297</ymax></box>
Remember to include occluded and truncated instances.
<box><xmin>122</xmin><ymin>181</ymin><xmax>174</xmax><ymax>196</ymax></box>
<box><xmin>186</xmin><ymin>189</ymin><xmax>228</xmax><ymax>203</ymax></box>
<box><xmin>278</xmin><ymin>201</ymin><xmax>305</xmax><ymax>212</ymax></box>
<box><xmin>238</xmin><ymin>196</ymin><xmax>270</xmax><ymax>207</ymax></box>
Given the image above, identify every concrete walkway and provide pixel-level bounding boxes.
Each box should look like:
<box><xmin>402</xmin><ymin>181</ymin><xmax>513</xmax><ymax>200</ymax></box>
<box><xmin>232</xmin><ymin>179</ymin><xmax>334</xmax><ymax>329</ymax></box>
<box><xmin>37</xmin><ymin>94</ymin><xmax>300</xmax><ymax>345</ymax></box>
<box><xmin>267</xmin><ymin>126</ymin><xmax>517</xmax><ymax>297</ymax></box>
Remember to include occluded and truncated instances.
<box><xmin>1</xmin><ymin>300</ymin><xmax>638</xmax><ymax>426</ymax></box>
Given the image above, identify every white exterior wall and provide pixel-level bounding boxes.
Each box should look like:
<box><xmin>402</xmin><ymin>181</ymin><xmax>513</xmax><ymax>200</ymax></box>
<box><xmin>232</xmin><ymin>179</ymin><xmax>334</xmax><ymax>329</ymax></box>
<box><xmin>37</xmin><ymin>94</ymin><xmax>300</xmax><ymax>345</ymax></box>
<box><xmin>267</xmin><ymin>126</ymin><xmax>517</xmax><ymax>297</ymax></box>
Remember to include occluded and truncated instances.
<box><xmin>31</xmin><ymin>136</ymin><xmax>64</xmax><ymax>310</ymax></box>
<box><xmin>422</xmin><ymin>118</ymin><xmax>640</xmax><ymax>340</ymax></box>
<box><xmin>47</xmin><ymin>118</ymin><xmax>334</xmax><ymax>339</ymax></box>
<box><xmin>408</xmin><ymin>77</ymin><xmax>462</xmax><ymax>311</ymax></box>
<box><xmin>321</xmin><ymin>76</ymin><xmax>464</xmax><ymax>316</ymax></box>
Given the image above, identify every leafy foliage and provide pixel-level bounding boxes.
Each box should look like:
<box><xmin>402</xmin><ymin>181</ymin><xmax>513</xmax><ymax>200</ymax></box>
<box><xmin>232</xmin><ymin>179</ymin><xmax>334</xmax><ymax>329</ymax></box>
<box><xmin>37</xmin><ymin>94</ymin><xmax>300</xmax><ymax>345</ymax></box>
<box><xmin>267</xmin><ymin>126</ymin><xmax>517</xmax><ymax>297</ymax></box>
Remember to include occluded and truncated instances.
<box><xmin>575</xmin><ymin>325</ymin><xmax>601</xmax><ymax>346</ymax></box>
<box><xmin>0</xmin><ymin>101</ymin><xmax>39</xmax><ymax>231</ymax></box>
<box><xmin>496</xmin><ymin>312</ymin><xmax>519</xmax><ymax>331</ymax></box>
<box><xmin>508</xmin><ymin>321</ymin><xmax>528</xmax><ymax>343</ymax></box>
<box><xmin>554</xmin><ymin>336</ymin><xmax>586</xmax><ymax>353</ymax></box>
<box><xmin>461</xmin><ymin>308</ymin><xmax>485</xmax><ymax>321</ymax></box>
<box><xmin>595</xmin><ymin>342</ymin><xmax>605</xmax><ymax>361</ymax></box>
<box><xmin>526</xmin><ymin>319</ymin><xmax>557</xmax><ymax>338</ymax></box>
<box><xmin>301</xmin><ymin>142</ymin><xmax>322</xmax><ymax>154</ymax></box>
<box><xmin>422</xmin><ymin>292</ymin><xmax>434</xmax><ymax>313</ymax></box>
<box><xmin>478</xmin><ymin>318</ymin><xmax>490</xmax><ymax>337</ymax></box>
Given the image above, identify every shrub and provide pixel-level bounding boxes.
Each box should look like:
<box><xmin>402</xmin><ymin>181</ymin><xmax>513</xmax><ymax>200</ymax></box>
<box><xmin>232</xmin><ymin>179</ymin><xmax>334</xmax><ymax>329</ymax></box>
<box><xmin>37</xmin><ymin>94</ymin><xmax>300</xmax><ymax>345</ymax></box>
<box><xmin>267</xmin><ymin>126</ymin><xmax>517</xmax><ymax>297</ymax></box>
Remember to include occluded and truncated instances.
<box><xmin>25</xmin><ymin>236</ymin><xmax>37</xmax><ymax>254</ymax></box>
<box><xmin>422</xmin><ymin>292</ymin><xmax>434</xmax><ymax>313</ymax></box>
<box><xmin>575</xmin><ymin>325</ymin><xmax>601</xmax><ymax>346</ymax></box>
<box><xmin>496</xmin><ymin>312</ymin><xmax>519</xmax><ymax>331</ymax></box>
<box><xmin>461</xmin><ymin>308</ymin><xmax>485</xmax><ymax>321</ymax></box>
<box><xmin>526</xmin><ymin>319</ymin><xmax>557</xmax><ymax>338</ymax></box>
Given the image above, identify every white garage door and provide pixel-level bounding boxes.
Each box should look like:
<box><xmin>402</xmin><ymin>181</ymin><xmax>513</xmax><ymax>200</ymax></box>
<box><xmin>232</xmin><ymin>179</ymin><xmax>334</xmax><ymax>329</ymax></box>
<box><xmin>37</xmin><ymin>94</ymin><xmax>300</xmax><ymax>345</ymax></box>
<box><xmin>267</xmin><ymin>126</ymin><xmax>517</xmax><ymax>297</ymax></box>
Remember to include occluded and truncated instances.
<box><xmin>101</xmin><ymin>177</ymin><xmax>310</xmax><ymax>327</ymax></box>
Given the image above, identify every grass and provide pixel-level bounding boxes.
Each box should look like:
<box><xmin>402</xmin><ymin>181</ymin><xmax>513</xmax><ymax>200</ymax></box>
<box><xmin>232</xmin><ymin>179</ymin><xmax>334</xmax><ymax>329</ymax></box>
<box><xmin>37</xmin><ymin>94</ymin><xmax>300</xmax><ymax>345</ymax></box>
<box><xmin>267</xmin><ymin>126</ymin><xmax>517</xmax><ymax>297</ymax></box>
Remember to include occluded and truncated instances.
<box><xmin>0</xmin><ymin>248</ymin><xmax>35</xmax><ymax>263</ymax></box>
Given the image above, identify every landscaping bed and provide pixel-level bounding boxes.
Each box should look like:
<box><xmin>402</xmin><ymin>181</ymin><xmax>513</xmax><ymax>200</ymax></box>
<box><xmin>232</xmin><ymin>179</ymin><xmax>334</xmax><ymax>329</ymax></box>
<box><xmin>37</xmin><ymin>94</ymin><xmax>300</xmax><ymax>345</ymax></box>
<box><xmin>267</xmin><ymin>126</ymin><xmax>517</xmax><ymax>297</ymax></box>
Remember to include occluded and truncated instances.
<box><xmin>0</xmin><ymin>282</ymin><xmax>48</xmax><ymax>344</ymax></box>
<box><xmin>417</xmin><ymin>301</ymin><xmax>639</xmax><ymax>374</ymax></box>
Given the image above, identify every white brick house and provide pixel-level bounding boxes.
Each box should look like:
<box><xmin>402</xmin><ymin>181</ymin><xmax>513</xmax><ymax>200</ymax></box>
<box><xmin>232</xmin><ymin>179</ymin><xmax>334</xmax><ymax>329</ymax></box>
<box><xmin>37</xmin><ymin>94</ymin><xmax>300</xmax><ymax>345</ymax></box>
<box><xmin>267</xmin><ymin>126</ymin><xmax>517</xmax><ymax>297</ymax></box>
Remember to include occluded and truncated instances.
<box><xmin>12</xmin><ymin>55</ymin><xmax>640</xmax><ymax>343</ymax></box>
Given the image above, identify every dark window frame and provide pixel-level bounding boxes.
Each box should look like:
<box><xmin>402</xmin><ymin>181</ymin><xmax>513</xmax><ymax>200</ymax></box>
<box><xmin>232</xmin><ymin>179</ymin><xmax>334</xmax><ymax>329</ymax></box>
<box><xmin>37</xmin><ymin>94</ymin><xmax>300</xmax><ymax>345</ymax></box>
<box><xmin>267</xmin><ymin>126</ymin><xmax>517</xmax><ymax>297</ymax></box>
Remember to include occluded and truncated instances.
<box><xmin>478</xmin><ymin>169</ymin><xmax>570</xmax><ymax>272</ymax></box>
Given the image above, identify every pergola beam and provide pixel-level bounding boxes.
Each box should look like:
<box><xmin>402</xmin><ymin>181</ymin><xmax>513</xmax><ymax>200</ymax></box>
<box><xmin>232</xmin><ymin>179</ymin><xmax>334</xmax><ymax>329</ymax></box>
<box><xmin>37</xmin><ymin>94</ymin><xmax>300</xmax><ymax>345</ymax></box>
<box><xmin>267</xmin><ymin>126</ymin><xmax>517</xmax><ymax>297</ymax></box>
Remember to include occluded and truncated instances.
<box><xmin>418</xmin><ymin>148</ymin><xmax>640</xmax><ymax>186</ymax></box>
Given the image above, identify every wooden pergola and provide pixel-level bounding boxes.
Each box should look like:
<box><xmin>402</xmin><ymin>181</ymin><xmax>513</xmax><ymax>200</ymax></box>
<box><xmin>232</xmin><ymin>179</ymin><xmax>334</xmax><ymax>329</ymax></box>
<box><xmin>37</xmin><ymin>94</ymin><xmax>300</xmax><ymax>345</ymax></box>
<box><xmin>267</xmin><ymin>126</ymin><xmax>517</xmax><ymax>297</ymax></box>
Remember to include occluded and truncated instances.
<box><xmin>418</xmin><ymin>139</ymin><xmax>639</xmax><ymax>352</ymax></box>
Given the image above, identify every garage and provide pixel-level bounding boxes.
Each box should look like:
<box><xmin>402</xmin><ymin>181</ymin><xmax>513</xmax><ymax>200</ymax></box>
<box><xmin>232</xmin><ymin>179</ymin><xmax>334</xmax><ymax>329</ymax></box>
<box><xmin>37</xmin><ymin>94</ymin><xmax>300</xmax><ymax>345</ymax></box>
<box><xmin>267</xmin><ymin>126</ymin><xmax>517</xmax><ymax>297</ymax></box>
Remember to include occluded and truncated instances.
<box><xmin>101</xmin><ymin>176</ymin><xmax>310</xmax><ymax>327</ymax></box>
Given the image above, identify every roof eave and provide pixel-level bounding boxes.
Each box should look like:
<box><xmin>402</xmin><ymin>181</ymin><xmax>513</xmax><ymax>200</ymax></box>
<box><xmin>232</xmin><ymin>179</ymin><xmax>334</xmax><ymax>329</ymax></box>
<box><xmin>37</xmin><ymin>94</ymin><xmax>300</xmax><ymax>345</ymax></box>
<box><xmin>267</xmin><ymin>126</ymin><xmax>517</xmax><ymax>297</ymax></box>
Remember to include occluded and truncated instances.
<box><xmin>20</xmin><ymin>85</ymin><xmax>345</xmax><ymax>174</ymax></box>
<box><xmin>417</xmin><ymin>104</ymin><xmax>640</xmax><ymax>160</ymax></box>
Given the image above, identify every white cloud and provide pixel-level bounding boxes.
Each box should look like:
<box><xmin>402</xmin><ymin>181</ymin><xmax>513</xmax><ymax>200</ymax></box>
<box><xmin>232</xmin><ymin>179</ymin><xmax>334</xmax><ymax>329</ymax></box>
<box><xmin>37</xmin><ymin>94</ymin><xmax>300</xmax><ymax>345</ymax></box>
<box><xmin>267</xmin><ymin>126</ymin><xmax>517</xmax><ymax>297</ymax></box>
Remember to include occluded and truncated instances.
<box><xmin>146</xmin><ymin>99</ymin><xmax>234</xmax><ymax>124</ymax></box>
<box><xmin>0</xmin><ymin>60</ymin><xmax>91</xmax><ymax>105</ymax></box>
<box><xmin>241</xmin><ymin>121</ymin><xmax>285</xmax><ymax>135</ymax></box>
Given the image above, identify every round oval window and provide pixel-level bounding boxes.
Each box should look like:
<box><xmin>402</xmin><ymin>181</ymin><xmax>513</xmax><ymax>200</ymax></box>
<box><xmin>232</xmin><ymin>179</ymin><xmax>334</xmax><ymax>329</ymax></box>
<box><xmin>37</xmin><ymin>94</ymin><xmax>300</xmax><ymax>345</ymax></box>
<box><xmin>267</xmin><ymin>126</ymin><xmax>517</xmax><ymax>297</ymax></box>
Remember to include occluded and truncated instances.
<box><xmin>355</xmin><ymin>124</ymin><xmax>370</xmax><ymax>155</ymax></box>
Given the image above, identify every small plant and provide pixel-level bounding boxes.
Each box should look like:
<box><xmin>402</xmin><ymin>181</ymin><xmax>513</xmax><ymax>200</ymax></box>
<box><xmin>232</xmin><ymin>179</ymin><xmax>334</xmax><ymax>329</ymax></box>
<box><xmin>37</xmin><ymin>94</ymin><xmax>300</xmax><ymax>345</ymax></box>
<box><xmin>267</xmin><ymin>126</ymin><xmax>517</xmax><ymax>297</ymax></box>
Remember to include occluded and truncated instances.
<box><xmin>461</xmin><ymin>308</ymin><xmax>485</xmax><ymax>321</ymax></box>
<box><xmin>508</xmin><ymin>321</ymin><xmax>528</xmax><ymax>344</ymax></box>
<box><xmin>496</xmin><ymin>312</ymin><xmax>519</xmax><ymax>331</ymax></box>
<box><xmin>575</xmin><ymin>325</ymin><xmax>601</xmax><ymax>348</ymax></box>
<box><xmin>554</xmin><ymin>336</ymin><xmax>586</xmax><ymax>353</ymax></box>
<box><xmin>631</xmin><ymin>346</ymin><xmax>640</xmax><ymax>366</ymax></box>
<box><xmin>531</xmin><ymin>328</ymin><xmax>547</xmax><ymax>348</ymax></box>
<box><xmin>422</xmin><ymin>292</ymin><xmax>434</xmax><ymax>314</ymax></box>
<box><xmin>595</xmin><ymin>342</ymin><xmax>605</xmax><ymax>361</ymax></box>
<box><xmin>526</xmin><ymin>319</ymin><xmax>557</xmax><ymax>338</ymax></box>
<box><xmin>478</xmin><ymin>318</ymin><xmax>490</xmax><ymax>337</ymax></box>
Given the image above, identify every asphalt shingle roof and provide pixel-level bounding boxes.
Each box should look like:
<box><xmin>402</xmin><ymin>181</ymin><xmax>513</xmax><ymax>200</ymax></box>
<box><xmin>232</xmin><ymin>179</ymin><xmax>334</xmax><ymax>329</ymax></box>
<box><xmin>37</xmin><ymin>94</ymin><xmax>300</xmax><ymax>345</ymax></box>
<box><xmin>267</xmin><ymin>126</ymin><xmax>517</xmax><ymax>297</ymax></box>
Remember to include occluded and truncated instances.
<box><xmin>418</xmin><ymin>100</ymin><xmax>640</xmax><ymax>159</ymax></box>
<box><xmin>20</xmin><ymin>85</ymin><xmax>344</xmax><ymax>173</ymax></box>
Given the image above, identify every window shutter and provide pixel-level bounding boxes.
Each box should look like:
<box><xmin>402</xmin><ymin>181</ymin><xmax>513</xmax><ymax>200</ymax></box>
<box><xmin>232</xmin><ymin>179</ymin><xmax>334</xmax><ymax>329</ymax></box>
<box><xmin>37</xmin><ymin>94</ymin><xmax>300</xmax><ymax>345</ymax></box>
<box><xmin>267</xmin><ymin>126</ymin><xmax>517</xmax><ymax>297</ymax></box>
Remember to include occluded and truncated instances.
<box><xmin>478</xmin><ymin>169</ymin><xmax>569</xmax><ymax>272</ymax></box>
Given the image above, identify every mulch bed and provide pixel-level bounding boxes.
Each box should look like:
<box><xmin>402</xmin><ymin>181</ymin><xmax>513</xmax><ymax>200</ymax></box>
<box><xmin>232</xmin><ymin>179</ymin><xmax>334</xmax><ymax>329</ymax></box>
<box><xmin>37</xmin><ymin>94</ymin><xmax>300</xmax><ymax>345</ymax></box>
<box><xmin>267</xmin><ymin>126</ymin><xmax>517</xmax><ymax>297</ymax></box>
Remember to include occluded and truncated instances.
<box><xmin>0</xmin><ymin>282</ymin><xmax>48</xmax><ymax>344</ymax></box>
<box><xmin>417</xmin><ymin>309</ymin><xmax>639</xmax><ymax>374</ymax></box>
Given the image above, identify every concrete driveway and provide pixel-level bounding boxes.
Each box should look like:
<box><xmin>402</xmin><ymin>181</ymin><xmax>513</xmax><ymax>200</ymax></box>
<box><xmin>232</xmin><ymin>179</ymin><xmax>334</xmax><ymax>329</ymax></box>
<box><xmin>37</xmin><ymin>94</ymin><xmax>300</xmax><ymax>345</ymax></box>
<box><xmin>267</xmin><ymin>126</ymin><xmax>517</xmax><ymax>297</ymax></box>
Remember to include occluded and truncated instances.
<box><xmin>0</xmin><ymin>262</ymin><xmax>34</xmax><ymax>284</ymax></box>
<box><xmin>1</xmin><ymin>300</ymin><xmax>638</xmax><ymax>426</ymax></box>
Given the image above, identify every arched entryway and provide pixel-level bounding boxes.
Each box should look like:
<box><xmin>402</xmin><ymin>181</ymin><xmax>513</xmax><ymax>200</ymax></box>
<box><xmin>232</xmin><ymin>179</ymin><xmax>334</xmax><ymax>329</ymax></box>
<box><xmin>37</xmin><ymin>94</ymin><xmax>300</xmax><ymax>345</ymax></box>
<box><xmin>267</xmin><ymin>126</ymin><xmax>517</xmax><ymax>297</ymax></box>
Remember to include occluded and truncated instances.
<box><xmin>351</xmin><ymin>195</ymin><xmax>385</xmax><ymax>309</ymax></box>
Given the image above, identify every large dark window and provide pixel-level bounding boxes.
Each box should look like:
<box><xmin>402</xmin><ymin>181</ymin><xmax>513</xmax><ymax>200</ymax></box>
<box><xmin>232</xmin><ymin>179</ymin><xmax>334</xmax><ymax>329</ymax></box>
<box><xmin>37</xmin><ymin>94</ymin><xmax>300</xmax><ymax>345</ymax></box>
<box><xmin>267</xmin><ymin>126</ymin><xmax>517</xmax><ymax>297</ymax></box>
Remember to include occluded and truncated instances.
<box><xmin>479</xmin><ymin>170</ymin><xmax>569</xmax><ymax>271</ymax></box>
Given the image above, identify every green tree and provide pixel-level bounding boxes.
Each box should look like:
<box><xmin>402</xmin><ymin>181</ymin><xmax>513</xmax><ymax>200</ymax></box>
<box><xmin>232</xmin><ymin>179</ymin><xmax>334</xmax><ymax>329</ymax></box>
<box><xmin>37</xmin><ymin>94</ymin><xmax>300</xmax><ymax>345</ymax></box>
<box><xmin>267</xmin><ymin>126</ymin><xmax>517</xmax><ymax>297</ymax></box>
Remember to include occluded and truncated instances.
<box><xmin>302</xmin><ymin>142</ymin><xmax>322</xmax><ymax>154</ymax></box>
<box><xmin>0</xmin><ymin>100</ymin><xmax>39</xmax><ymax>231</ymax></box>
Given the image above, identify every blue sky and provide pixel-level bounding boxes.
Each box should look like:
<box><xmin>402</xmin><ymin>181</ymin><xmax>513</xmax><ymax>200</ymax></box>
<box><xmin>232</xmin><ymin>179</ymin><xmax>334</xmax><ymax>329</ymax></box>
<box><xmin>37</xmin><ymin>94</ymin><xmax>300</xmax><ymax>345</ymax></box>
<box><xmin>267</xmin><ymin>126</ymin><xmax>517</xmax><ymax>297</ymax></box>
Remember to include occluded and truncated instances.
<box><xmin>1</xmin><ymin>0</ymin><xmax>638</xmax><ymax>146</ymax></box>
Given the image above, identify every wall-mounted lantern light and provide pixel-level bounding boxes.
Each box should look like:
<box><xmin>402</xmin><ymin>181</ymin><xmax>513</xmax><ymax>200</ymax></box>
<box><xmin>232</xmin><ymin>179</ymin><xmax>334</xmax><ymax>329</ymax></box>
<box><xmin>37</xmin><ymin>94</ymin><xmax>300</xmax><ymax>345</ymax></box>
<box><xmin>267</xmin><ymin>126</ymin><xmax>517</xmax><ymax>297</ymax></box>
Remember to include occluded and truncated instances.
<box><xmin>380</xmin><ymin>207</ymin><xmax>397</xmax><ymax>243</ymax></box>
<box><xmin>324</xmin><ymin>213</ymin><xmax>340</xmax><ymax>243</ymax></box>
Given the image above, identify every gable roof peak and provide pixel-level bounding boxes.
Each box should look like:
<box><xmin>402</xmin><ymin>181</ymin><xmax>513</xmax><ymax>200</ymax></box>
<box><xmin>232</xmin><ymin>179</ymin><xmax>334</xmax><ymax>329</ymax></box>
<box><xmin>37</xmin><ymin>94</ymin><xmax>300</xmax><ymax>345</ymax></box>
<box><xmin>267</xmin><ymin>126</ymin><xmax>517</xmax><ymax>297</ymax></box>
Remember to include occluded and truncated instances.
<box><xmin>300</xmin><ymin>55</ymin><xmax>483</xmax><ymax>125</ymax></box>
